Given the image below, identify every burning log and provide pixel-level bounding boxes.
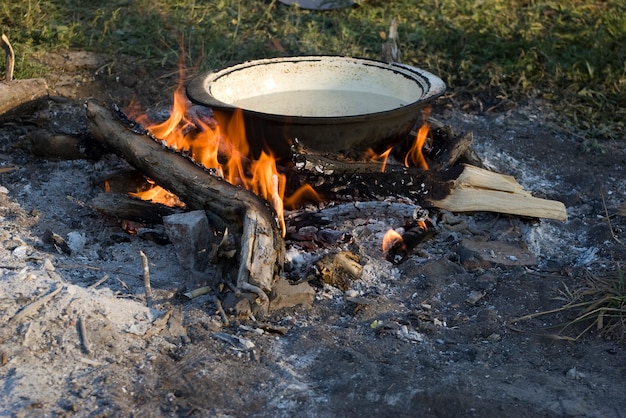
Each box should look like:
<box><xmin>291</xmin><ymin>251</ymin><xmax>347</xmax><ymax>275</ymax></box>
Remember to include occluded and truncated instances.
<box><xmin>291</xmin><ymin>155</ymin><xmax>566</xmax><ymax>222</ymax></box>
<box><xmin>85</xmin><ymin>100</ymin><xmax>284</xmax><ymax>312</ymax></box>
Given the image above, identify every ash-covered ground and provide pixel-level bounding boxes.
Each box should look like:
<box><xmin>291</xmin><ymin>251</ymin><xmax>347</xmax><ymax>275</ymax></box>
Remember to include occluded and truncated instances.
<box><xmin>1</xmin><ymin>51</ymin><xmax>625</xmax><ymax>417</ymax></box>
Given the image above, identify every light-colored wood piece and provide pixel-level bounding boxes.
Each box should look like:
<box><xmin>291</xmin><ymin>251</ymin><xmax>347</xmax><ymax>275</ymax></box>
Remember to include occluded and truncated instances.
<box><xmin>428</xmin><ymin>164</ymin><xmax>567</xmax><ymax>221</ymax></box>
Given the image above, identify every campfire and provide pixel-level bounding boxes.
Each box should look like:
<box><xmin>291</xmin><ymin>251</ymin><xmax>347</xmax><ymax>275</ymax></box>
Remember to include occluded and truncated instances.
<box><xmin>84</xmin><ymin>57</ymin><xmax>565</xmax><ymax>317</ymax></box>
<box><xmin>124</xmin><ymin>84</ymin><xmax>320</xmax><ymax>238</ymax></box>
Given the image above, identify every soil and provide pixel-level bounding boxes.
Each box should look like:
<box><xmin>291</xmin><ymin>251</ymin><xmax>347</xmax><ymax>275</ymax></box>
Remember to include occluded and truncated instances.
<box><xmin>1</xmin><ymin>51</ymin><xmax>625</xmax><ymax>417</ymax></box>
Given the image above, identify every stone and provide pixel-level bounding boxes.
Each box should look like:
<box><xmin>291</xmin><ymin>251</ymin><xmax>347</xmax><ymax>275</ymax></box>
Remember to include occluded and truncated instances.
<box><xmin>269</xmin><ymin>277</ymin><xmax>315</xmax><ymax>311</ymax></box>
<box><xmin>457</xmin><ymin>239</ymin><xmax>537</xmax><ymax>268</ymax></box>
<box><xmin>163</xmin><ymin>210</ymin><xmax>210</xmax><ymax>272</ymax></box>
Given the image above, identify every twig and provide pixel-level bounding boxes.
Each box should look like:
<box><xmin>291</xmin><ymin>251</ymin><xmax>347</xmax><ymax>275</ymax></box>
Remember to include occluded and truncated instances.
<box><xmin>87</xmin><ymin>274</ymin><xmax>110</xmax><ymax>289</ymax></box>
<box><xmin>139</xmin><ymin>250</ymin><xmax>152</xmax><ymax>307</ymax></box>
<box><xmin>77</xmin><ymin>315</ymin><xmax>91</xmax><ymax>355</ymax></box>
<box><xmin>601</xmin><ymin>189</ymin><xmax>625</xmax><ymax>248</ymax></box>
<box><xmin>0</xmin><ymin>166</ymin><xmax>18</xmax><ymax>174</ymax></box>
<box><xmin>216</xmin><ymin>298</ymin><xmax>230</xmax><ymax>326</ymax></box>
<box><xmin>183</xmin><ymin>286</ymin><xmax>212</xmax><ymax>299</ymax></box>
<box><xmin>507</xmin><ymin>300</ymin><xmax>594</xmax><ymax>324</ymax></box>
<box><xmin>10</xmin><ymin>286</ymin><xmax>64</xmax><ymax>325</ymax></box>
<box><xmin>1</xmin><ymin>34</ymin><xmax>14</xmax><ymax>82</ymax></box>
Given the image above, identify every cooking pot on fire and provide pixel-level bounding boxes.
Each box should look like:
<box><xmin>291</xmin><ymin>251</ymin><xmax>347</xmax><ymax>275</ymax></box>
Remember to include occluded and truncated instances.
<box><xmin>186</xmin><ymin>56</ymin><xmax>446</xmax><ymax>161</ymax></box>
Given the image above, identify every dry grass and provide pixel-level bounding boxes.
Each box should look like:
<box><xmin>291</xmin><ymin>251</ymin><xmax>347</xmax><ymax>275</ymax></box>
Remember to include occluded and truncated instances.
<box><xmin>510</xmin><ymin>269</ymin><xmax>626</xmax><ymax>342</ymax></box>
<box><xmin>511</xmin><ymin>193</ymin><xmax>626</xmax><ymax>342</ymax></box>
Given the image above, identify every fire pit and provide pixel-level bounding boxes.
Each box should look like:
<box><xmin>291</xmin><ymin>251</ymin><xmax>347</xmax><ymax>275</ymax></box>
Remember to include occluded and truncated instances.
<box><xmin>186</xmin><ymin>56</ymin><xmax>446</xmax><ymax>160</ymax></box>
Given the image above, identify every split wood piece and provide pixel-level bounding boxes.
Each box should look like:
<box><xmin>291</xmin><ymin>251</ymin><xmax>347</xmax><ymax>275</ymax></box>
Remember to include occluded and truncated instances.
<box><xmin>431</xmin><ymin>131</ymin><xmax>474</xmax><ymax>171</ymax></box>
<box><xmin>1</xmin><ymin>34</ymin><xmax>14</xmax><ymax>82</ymax></box>
<box><xmin>426</xmin><ymin>164</ymin><xmax>567</xmax><ymax>221</ymax></box>
<box><xmin>0</xmin><ymin>78</ymin><xmax>48</xmax><ymax>117</ymax></box>
<box><xmin>85</xmin><ymin>100</ymin><xmax>284</xmax><ymax>309</ymax></box>
<box><xmin>292</xmin><ymin>159</ymin><xmax>565</xmax><ymax>221</ymax></box>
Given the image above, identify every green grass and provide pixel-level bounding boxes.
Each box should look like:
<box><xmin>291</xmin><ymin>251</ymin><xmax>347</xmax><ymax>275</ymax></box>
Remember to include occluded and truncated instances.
<box><xmin>1</xmin><ymin>0</ymin><xmax>625</xmax><ymax>140</ymax></box>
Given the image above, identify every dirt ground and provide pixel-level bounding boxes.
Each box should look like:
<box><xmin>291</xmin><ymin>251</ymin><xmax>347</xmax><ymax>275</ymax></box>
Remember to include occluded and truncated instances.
<box><xmin>1</xmin><ymin>51</ymin><xmax>625</xmax><ymax>417</ymax></box>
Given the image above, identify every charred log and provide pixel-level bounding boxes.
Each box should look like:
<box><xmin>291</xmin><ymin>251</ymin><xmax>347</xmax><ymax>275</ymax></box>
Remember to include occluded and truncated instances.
<box><xmin>287</xmin><ymin>159</ymin><xmax>566</xmax><ymax>221</ymax></box>
<box><xmin>90</xmin><ymin>192</ymin><xmax>184</xmax><ymax>225</ymax></box>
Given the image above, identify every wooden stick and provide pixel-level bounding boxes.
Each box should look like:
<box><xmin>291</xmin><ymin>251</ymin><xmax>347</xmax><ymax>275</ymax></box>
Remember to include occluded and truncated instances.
<box><xmin>10</xmin><ymin>286</ymin><xmax>63</xmax><ymax>325</ymax></box>
<box><xmin>87</xmin><ymin>274</ymin><xmax>110</xmax><ymax>289</ymax></box>
<box><xmin>1</xmin><ymin>34</ymin><xmax>14</xmax><ymax>82</ymax></box>
<box><xmin>77</xmin><ymin>315</ymin><xmax>92</xmax><ymax>355</ymax></box>
<box><xmin>335</xmin><ymin>252</ymin><xmax>363</xmax><ymax>279</ymax></box>
<box><xmin>139</xmin><ymin>250</ymin><xmax>153</xmax><ymax>307</ymax></box>
<box><xmin>90</xmin><ymin>192</ymin><xmax>183</xmax><ymax>225</ymax></box>
<box><xmin>215</xmin><ymin>298</ymin><xmax>230</xmax><ymax>326</ymax></box>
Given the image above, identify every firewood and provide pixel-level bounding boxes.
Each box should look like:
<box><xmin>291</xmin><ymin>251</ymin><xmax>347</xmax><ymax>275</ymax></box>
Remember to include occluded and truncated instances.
<box><xmin>90</xmin><ymin>192</ymin><xmax>184</xmax><ymax>224</ymax></box>
<box><xmin>426</xmin><ymin>164</ymin><xmax>567</xmax><ymax>221</ymax></box>
<box><xmin>0</xmin><ymin>34</ymin><xmax>48</xmax><ymax>117</ymax></box>
<box><xmin>85</xmin><ymin>100</ymin><xmax>284</xmax><ymax>311</ymax></box>
<box><xmin>0</xmin><ymin>78</ymin><xmax>48</xmax><ymax>117</ymax></box>
<box><xmin>290</xmin><ymin>158</ymin><xmax>565</xmax><ymax>221</ymax></box>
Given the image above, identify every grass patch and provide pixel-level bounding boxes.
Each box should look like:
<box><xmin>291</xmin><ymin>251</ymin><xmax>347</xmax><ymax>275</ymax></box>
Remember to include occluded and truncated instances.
<box><xmin>1</xmin><ymin>0</ymin><xmax>625</xmax><ymax>139</ymax></box>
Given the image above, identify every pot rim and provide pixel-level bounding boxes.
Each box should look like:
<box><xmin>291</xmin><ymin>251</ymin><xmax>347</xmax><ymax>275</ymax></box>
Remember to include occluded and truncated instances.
<box><xmin>186</xmin><ymin>55</ymin><xmax>446</xmax><ymax>123</ymax></box>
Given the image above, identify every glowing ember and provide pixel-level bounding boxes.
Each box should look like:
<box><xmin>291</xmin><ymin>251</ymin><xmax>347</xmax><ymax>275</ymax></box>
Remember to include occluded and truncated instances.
<box><xmin>382</xmin><ymin>228</ymin><xmax>405</xmax><ymax>257</ymax></box>
<box><xmin>125</xmin><ymin>81</ymin><xmax>321</xmax><ymax>237</ymax></box>
<box><xmin>129</xmin><ymin>182</ymin><xmax>184</xmax><ymax>208</ymax></box>
<box><xmin>404</xmin><ymin>107</ymin><xmax>431</xmax><ymax>170</ymax></box>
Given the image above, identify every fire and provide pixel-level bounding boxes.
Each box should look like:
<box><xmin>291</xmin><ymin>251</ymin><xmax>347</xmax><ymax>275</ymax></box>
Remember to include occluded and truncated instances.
<box><xmin>365</xmin><ymin>147</ymin><xmax>392</xmax><ymax>172</ymax></box>
<box><xmin>382</xmin><ymin>228</ymin><xmax>404</xmax><ymax>257</ymax></box>
<box><xmin>404</xmin><ymin>107</ymin><xmax>431</xmax><ymax>170</ymax></box>
<box><xmin>364</xmin><ymin>106</ymin><xmax>432</xmax><ymax>172</ymax></box>
<box><xmin>129</xmin><ymin>180</ymin><xmax>184</xmax><ymax>208</ymax></box>
<box><xmin>125</xmin><ymin>83</ymin><xmax>319</xmax><ymax>237</ymax></box>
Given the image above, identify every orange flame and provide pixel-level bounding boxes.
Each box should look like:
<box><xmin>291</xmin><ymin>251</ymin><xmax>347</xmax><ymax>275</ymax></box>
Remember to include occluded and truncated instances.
<box><xmin>125</xmin><ymin>83</ymin><xmax>320</xmax><ymax>237</ymax></box>
<box><xmin>365</xmin><ymin>147</ymin><xmax>393</xmax><ymax>173</ymax></box>
<box><xmin>404</xmin><ymin>107</ymin><xmax>431</xmax><ymax>170</ymax></box>
<box><xmin>382</xmin><ymin>229</ymin><xmax>404</xmax><ymax>257</ymax></box>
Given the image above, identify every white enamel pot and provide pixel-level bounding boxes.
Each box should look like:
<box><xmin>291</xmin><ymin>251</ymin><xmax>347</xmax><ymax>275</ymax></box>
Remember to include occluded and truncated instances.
<box><xmin>186</xmin><ymin>56</ymin><xmax>446</xmax><ymax>161</ymax></box>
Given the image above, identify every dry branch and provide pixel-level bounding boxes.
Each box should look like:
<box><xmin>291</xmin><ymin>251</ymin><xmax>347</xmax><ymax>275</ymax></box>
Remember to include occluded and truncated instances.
<box><xmin>85</xmin><ymin>100</ymin><xmax>284</xmax><ymax>307</ymax></box>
